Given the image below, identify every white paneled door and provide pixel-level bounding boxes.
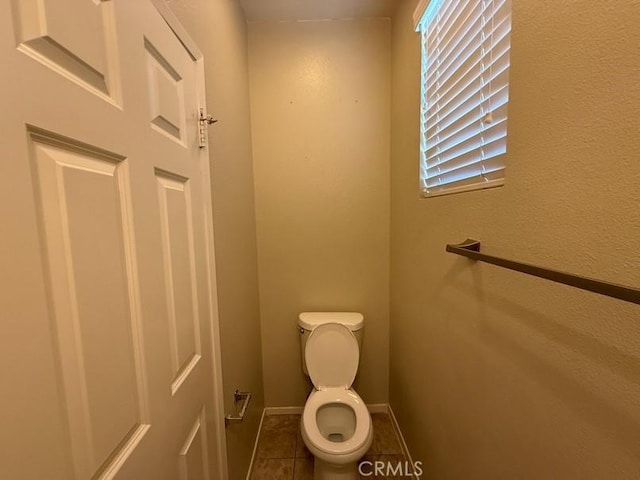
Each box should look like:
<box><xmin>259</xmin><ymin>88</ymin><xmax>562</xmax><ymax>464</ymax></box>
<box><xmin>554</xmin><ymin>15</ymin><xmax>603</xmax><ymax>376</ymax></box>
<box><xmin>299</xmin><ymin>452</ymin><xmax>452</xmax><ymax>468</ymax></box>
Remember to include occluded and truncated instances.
<box><xmin>0</xmin><ymin>1</ymin><xmax>226</xmax><ymax>479</ymax></box>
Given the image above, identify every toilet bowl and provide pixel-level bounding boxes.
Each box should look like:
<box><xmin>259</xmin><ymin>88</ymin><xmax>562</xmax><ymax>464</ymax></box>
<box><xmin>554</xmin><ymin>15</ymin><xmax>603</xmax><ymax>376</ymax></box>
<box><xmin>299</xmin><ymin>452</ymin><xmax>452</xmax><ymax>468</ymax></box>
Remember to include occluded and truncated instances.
<box><xmin>301</xmin><ymin>389</ymin><xmax>372</xmax><ymax>465</ymax></box>
<box><xmin>300</xmin><ymin>321</ymin><xmax>373</xmax><ymax>479</ymax></box>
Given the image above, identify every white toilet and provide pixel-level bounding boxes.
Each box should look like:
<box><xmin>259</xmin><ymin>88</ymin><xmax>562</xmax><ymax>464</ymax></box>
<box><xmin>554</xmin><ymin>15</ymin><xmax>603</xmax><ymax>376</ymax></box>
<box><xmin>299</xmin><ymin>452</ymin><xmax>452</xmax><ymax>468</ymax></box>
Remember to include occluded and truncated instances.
<box><xmin>298</xmin><ymin>312</ymin><xmax>373</xmax><ymax>480</ymax></box>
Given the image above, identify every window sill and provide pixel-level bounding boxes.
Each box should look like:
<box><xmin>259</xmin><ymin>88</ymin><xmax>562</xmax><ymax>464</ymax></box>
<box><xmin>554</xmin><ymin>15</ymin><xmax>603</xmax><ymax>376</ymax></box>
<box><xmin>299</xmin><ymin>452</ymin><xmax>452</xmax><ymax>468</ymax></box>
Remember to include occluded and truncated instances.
<box><xmin>420</xmin><ymin>178</ymin><xmax>504</xmax><ymax>198</ymax></box>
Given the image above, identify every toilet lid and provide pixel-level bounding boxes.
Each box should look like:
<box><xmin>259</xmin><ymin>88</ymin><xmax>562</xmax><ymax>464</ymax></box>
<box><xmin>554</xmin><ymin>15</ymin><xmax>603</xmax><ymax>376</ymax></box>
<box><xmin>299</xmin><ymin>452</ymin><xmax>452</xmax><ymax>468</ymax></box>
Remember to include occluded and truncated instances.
<box><xmin>305</xmin><ymin>323</ymin><xmax>359</xmax><ymax>389</ymax></box>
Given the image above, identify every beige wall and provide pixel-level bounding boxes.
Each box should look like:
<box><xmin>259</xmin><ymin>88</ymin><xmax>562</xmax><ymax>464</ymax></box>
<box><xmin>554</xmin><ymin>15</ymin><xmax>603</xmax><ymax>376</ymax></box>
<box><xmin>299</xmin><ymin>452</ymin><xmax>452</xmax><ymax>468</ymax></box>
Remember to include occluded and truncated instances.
<box><xmin>390</xmin><ymin>0</ymin><xmax>640</xmax><ymax>478</ymax></box>
<box><xmin>165</xmin><ymin>1</ymin><xmax>264</xmax><ymax>478</ymax></box>
<box><xmin>248</xmin><ymin>19</ymin><xmax>391</xmax><ymax>407</ymax></box>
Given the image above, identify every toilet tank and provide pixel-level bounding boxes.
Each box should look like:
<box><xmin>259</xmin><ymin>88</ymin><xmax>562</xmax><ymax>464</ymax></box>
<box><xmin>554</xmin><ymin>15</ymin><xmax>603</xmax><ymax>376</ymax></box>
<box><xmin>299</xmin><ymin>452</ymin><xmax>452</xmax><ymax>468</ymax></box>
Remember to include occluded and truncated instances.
<box><xmin>298</xmin><ymin>312</ymin><xmax>364</xmax><ymax>376</ymax></box>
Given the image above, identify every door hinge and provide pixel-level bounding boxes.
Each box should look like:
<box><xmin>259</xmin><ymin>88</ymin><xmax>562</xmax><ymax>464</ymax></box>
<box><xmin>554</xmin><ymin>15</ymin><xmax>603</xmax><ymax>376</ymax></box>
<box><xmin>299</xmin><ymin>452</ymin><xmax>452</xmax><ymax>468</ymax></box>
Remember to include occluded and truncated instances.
<box><xmin>198</xmin><ymin>108</ymin><xmax>218</xmax><ymax>148</ymax></box>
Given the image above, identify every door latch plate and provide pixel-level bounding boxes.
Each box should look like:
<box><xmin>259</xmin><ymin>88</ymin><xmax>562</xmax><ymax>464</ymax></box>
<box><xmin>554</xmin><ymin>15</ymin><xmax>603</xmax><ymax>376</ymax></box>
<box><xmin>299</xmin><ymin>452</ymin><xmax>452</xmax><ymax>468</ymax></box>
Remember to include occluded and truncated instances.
<box><xmin>198</xmin><ymin>108</ymin><xmax>218</xmax><ymax>148</ymax></box>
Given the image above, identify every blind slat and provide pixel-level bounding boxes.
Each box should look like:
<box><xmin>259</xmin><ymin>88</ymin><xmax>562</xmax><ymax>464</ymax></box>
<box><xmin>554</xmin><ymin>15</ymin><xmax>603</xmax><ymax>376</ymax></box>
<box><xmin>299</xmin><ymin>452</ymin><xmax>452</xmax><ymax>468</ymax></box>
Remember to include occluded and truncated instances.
<box><xmin>425</xmin><ymin>162</ymin><xmax>505</xmax><ymax>189</ymax></box>
<box><xmin>426</xmin><ymin>83</ymin><xmax>509</xmax><ymax>142</ymax></box>
<box><xmin>426</xmin><ymin>103</ymin><xmax>508</xmax><ymax>153</ymax></box>
<box><xmin>426</xmin><ymin>117</ymin><xmax>508</xmax><ymax>165</ymax></box>
<box><xmin>419</xmin><ymin>0</ymin><xmax>511</xmax><ymax>196</ymax></box>
<box><xmin>425</xmin><ymin>173</ymin><xmax>504</xmax><ymax>197</ymax></box>
<box><xmin>425</xmin><ymin>18</ymin><xmax>511</xmax><ymax>101</ymax></box>
<box><xmin>426</xmin><ymin>134</ymin><xmax>507</xmax><ymax>175</ymax></box>
<box><xmin>425</xmin><ymin>10</ymin><xmax>484</xmax><ymax>87</ymax></box>
<box><xmin>426</xmin><ymin>53</ymin><xmax>510</xmax><ymax>127</ymax></box>
<box><xmin>425</xmin><ymin>0</ymin><xmax>507</xmax><ymax>86</ymax></box>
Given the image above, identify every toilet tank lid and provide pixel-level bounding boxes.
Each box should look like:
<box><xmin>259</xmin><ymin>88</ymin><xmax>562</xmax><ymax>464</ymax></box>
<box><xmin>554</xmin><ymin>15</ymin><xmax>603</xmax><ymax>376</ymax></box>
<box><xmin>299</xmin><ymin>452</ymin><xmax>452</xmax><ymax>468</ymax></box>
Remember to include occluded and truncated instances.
<box><xmin>298</xmin><ymin>312</ymin><xmax>364</xmax><ymax>331</ymax></box>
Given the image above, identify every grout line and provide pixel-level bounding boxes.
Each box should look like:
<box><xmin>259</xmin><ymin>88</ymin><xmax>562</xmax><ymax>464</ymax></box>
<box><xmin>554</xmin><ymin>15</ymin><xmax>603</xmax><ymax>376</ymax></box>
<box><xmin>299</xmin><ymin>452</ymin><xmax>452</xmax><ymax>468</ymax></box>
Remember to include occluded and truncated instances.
<box><xmin>245</xmin><ymin>408</ymin><xmax>266</xmax><ymax>480</ymax></box>
<box><xmin>388</xmin><ymin>404</ymin><xmax>421</xmax><ymax>479</ymax></box>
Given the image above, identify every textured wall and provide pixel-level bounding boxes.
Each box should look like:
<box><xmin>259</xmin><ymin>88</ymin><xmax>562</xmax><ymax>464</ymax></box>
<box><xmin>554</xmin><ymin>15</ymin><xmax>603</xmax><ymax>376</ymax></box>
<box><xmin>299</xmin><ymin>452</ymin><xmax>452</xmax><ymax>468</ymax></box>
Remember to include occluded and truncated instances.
<box><xmin>164</xmin><ymin>1</ymin><xmax>264</xmax><ymax>478</ymax></box>
<box><xmin>390</xmin><ymin>0</ymin><xmax>640</xmax><ymax>478</ymax></box>
<box><xmin>248</xmin><ymin>19</ymin><xmax>391</xmax><ymax>407</ymax></box>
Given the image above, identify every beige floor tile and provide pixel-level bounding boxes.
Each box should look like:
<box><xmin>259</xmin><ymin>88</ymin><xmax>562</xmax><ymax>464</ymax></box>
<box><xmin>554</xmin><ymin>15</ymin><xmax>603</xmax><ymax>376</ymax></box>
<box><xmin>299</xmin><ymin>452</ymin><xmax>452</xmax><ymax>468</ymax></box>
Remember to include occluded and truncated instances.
<box><xmin>368</xmin><ymin>413</ymin><xmax>402</xmax><ymax>455</ymax></box>
<box><xmin>293</xmin><ymin>457</ymin><xmax>314</xmax><ymax>480</ymax></box>
<box><xmin>262</xmin><ymin>414</ymin><xmax>299</xmax><ymax>432</ymax></box>
<box><xmin>296</xmin><ymin>419</ymin><xmax>313</xmax><ymax>458</ymax></box>
<box><xmin>256</xmin><ymin>414</ymin><xmax>298</xmax><ymax>459</ymax></box>
<box><xmin>251</xmin><ymin>458</ymin><xmax>294</xmax><ymax>480</ymax></box>
<box><xmin>251</xmin><ymin>412</ymin><xmax>410</xmax><ymax>478</ymax></box>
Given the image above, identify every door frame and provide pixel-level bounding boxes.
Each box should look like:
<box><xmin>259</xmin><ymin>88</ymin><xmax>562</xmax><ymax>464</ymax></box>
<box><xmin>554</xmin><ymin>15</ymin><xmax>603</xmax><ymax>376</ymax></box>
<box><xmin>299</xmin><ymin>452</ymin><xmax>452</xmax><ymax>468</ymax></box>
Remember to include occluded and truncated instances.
<box><xmin>150</xmin><ymin>2</ymin><xmax>229</xmax><ymax>478</ymax></box>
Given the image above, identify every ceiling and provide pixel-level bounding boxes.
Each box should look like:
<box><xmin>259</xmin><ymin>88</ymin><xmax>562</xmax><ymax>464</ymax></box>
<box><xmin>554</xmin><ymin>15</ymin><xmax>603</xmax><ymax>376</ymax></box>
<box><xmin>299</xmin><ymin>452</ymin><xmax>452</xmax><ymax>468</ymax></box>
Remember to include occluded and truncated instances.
<box><xmin>239</xmin><ymin>0</ymin><xmax>400</xmax><ymax>22</ymax></box>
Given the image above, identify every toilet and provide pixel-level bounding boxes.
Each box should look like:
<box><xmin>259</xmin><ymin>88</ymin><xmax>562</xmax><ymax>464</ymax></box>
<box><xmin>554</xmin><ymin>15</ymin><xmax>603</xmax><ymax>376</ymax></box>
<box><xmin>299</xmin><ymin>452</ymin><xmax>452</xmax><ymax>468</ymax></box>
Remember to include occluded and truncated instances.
<box><xmin>298</xmin><ymin>312</ymin><xmax>373</xmax><ymax>479</ymax></box>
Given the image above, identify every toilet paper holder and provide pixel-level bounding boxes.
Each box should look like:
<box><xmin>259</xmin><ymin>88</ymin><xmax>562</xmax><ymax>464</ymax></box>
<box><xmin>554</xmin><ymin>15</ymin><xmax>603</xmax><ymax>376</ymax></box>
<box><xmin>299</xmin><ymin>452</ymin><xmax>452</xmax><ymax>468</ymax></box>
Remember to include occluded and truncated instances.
<box><xmin>225</xmin><ymin>390</ymin><xmax>252</xmax><ymax>426</ymax></box>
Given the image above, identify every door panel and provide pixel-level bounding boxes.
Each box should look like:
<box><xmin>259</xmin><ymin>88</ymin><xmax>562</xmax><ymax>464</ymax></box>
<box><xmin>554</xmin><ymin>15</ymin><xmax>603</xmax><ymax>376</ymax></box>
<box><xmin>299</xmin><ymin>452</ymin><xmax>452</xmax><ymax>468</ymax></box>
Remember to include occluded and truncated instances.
<box><xmin>0</xmin><ymin>1</ymin><xmax>224</xmax><ymax>479</ymax></box>
<box><xmin>155</xmin><ymin>170</ymin><xmax>202</xmax><ymax>395</ymax></box>
<box><xmin>29</xmin><ymin>130</ymin><xmax>151</xmax><ymax>480</ymax></box>
<box><xmin>11</xmin><ymin>0</ymin><xmax>120</xmax><ymax>102</ymax></box>
<box><xmin>145</xmin><ymin>39</ymin><xmax>187</xmax><ymax>144</ymax></box>
<box><xmin>179</xmin><ymin>409</ymin><xmax>210</xmax><ymax>480</ymax></box>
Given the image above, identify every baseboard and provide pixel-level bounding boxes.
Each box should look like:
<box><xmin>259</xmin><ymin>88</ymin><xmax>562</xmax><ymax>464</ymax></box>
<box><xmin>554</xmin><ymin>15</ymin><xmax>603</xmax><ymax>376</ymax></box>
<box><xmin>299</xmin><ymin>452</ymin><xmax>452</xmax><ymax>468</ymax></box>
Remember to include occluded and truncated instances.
<box><xmin>366</xmin><ymin>403</ymin><xmax>389</xmax><ymax>414</ymax></box>
<box><xmin>245</xmin><ymin>408</ymin><xmax>265</xmax><ymax>480</ymax></box>
<box><xmin>263</xmin><ymin>406</ymin><xmax>304</xmax><ymax>415</ymax></box>
<box><xmin>264</xmin><ymin>403</ymin><xmax>388</xmax><ymax>415</ymax></box>
<box><xmin>388</xmin><ymin>404</ymin><xmax>421</xmax><ymax>479</ymax></box>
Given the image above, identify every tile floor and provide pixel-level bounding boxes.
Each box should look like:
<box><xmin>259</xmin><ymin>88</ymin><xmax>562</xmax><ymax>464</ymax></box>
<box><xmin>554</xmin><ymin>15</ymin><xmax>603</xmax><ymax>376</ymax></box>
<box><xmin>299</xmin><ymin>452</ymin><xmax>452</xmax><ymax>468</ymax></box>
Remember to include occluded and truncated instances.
<box><xmin>250</xmin><ymin>412</ymin><xmax>412</xmax><ymax>480</ymax></box>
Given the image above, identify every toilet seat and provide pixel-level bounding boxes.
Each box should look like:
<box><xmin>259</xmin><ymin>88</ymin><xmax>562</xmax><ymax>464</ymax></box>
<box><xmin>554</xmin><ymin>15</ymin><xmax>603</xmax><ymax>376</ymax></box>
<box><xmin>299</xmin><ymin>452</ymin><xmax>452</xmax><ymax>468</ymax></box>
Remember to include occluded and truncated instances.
<box><xmin>302</xmin><ymin>388</ymin><xmax>371</xmax><ymax>456</ymax></box>
<box><xmin>305</xmin><ymin>323</ymin><xmax>359</xmax><ymax>389</ymax></box>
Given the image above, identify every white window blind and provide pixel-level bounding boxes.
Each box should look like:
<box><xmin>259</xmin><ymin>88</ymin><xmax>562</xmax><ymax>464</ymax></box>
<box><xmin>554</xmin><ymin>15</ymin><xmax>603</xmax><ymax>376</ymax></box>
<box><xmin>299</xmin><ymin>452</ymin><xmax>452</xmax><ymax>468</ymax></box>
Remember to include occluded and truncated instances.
<box><xmin>416</xmin><ymin>0</ymin><xmax>511</xmax><ymax>197</ymax></box>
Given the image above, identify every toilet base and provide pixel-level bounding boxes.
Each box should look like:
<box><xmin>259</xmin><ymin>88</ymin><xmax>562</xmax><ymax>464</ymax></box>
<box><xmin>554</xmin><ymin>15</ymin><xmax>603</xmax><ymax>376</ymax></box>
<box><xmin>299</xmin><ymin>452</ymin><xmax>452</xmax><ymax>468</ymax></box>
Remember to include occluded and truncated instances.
<box><xmin>313</xmin><ymin>458</ymin><xmax>360</xmax><ymax>480</ymax></box>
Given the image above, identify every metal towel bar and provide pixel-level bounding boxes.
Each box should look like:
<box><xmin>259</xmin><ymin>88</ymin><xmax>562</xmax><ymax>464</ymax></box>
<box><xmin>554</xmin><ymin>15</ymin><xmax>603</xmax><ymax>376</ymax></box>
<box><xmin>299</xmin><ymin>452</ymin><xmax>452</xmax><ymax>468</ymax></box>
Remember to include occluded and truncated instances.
<box><xmin>225</xmin><ymin>390</ymin><xmax>252</xmax><ymax>426</ymax></box>
<box><xmin>446</xmin><ymin>239</ymin><xmax>640</xmax><ymax>306</ymax></box>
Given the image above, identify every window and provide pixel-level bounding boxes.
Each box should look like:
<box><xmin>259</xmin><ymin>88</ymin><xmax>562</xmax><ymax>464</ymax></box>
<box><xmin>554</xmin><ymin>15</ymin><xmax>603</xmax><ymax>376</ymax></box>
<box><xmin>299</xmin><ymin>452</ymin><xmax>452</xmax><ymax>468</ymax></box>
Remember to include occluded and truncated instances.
<box><xmin>414</xmin><ymin>0</ymin><xmax>511</xmax><ymax>197</ymax></box>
